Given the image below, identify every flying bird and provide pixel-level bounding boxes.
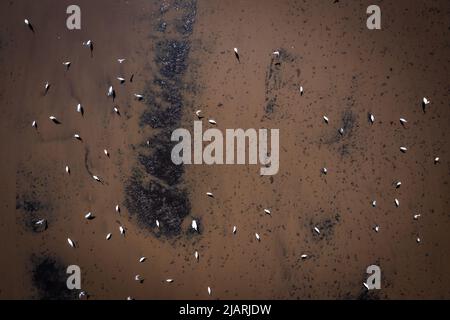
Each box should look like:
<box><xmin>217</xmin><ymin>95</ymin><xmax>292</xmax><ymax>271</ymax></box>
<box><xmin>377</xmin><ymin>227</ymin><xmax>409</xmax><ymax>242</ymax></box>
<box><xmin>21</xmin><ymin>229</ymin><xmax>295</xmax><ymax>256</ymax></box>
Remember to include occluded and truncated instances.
<box><xmin>117</xmin><ymin>58</ymin><xmax>126</xmax><ymax>64</ymax></box>
<box><xmin>67</xmin><ymin>238</ymin><xmax>75</xmax><ymax>248</ymax></box>
<box><xmin>233</xmin><ymin>47</ymin><xmax>240</xmax><ymax>62</ymax></box>
<box><xmin>413</xmin><ymin>214</ymin><xmax>421</xmax><ymax>220</ymax></box>
<box><xmin>422</xmin><ymin>97</ymin><xmax>430</xmax><ymax>112</ymax></box>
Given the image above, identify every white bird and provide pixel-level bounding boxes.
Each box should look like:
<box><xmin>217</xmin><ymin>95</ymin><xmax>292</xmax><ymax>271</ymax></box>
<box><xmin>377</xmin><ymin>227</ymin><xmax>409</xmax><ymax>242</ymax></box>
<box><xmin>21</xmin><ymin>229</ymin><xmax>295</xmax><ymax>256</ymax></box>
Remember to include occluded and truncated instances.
<box><xmin>195</xmin><ymin>110</ymin><xmax>203</xmax><ymax>119</ymax></box>
<box><xmin>272</xmin><ymin>50</ymin><xmax>280</xmax><ymax>57</ymax></box>
<box><xmin>206</xmin><ymin>192</ymin><xmax>214</xmax><ymax>198</ymax></box>
<box><xmin>32</xmin><ymin>120</ymin><xmax>37</xmax><ymax>128</ymax></box>
<box><xmin>44</xmin><ymin>81</ymin><xmax>50</xmax><ymax>92</ymax></box>
<box><xmin>194</xmin><ymin>251</ymin><xmax>199</xmax><ymax>261</ymax></box>
<box><xmin>79</xmin><ymin>291</ymin><xmax>87</xmax><ymax>300</ymax></box>
<box><xmin>117</xmin><ymin>58</ymin><xmax>126</xmax><ymax>64</ymax></box>
<box><xmin>363</xmin><ymin>282</ymin><xmax>369</xmax><ymax>290</ymax></box>
<box><xmin>107</xmin><ymin>86</ymin><xmax>114</xmax><ymax>97</ymax></box>
<box><xmin>314</xmin><ymin>226</ymin><xmax>320</xmax><ymax>234</ymax></box>
<box><xmin>104</xmin><ymin>149</ymin><xmax>109</xmax><ymax>157</ymax></box>
<box><xmin>134</xmin><ymin>275</ymin><xmax>143</xmax><ymax>282</ymax></box>
<box><xmin>35</xmin><ymin>219</ymin><xmax>46</xmax><ymax>225</ymax></box>
<box><xmin>113</xmin><ymin>107</ymin><xmax>120</xmax><ymax>115</ymax></box>
<box><xmin>323</xmin><ymin>115</ymin><xmax>329</xmax><ymax>124</ymax></box>
<box><xmin>65</xmin><ymin>165</ymin><xmax>70</xmax><ymax>174</ymax></box>
<box><xmin>208</xmin><ymin>119</ymin><xmax>217</xmax><ymax>125</ymax></box>
<box><xmin>394</xmin><ymin>198</ymin><xmax>400</xmax><ymax>207</ymax></box>
<box><xmin>299</xmin><ymin>86</ymin><xmax>304</xmax><ymax>96</ymax></box>
<box><xmin>416</xmin><ymin>237</ymin><xmax>421</xmax><ymax>243</ymax></box>
<box><xmin>322</xmin><ymin>167</ymin><xmax>328</xmax><ymax>175</ymax></box>
<box><xmin>207</xmin><ymin>287</ymin><xmax>212</xmax><ymax>296</ymax></box>
<box><xmin>139</xmin><ymin>257</ymin><xmax>146</xmax><ymax>263</ymax></box>
<box><xmin>400</xmin><ymin>146</ymin><xmax>407</xmax><ymax>153</ymax></box>
<box><xmin>156</xmin><ymin>219</ymin><xmax>160</xmax><ymax>228</ymax></box>
<box><xmin>300</xmin><ymin>254</ymin><xmax>309</xmax><ymax>260</ymax></box>
<box><xmin>372</xmin><ymin>200</ymin><xmax>377</xmax><ymax>207</ymax></box>
<box><xmin>434</xmin><ymin>157</ymin><xmax>440</xmax><ymax>164</ymax></box>
<box><xmin>395</xmin><ymin>181</ymin><xmax>402</xmax><ymax>188</ymax></box>
<box><xmin>84</xmin><ymin>212</ymin><xmax>93</xmax><ymax>219</ymax></box>
<box><xmin>234</xmin><ymin>47</ymin><xmax>238</xmax><ymax>54</ymax></box>
<box><xmin>49</xmin><ymin>115</ymin><xmax>59</xmax><ymax>123</ymax></box>
<box><xmin>126</xmin><ymin>296</ymin><xmax>133</xmax><ymax>300</ymax></box>
<box><xmin>74</xmin><ymin>134</ymin><xmax>82</xmax><ymax>141</ymax></box>
<box><xmin>233</xmin><ymin>47</ymin><xmax>239</xmax><ymax>61</ymax></box>
<box><xmin>106</xmin><ymin>233</ymin><xmax>112</xmax><ymax>240</ymax></box>
<box><xmin>413</xmin><ymin>214</ymin><xmax>421</xmax><ymax>220</ymax></box>
<box><xmin>339</xmin><ymin>127</ymin><xmax>344</xmax><ymax>135</ymax></box>
<box><xmin>422</xmin><ymin>97</ymin><xmax>430</xmax><ymax>105</ymax></box>
<box><xmin>119</xmin><ymin>226</ymin><xmax>125</xmax><ymax>235</ymax></box>
<box><xmin>134</xmin><ymin>94</ymin><xmax>144</xmax><ymax>100</ymax></box>
<box><xmin>264</xmin><ymin>208</ymin><xmax>271</xmax><ymax>215</ymax></box>
<box><xmin>255</xmin><ymin>233</ymin><xmax>260</xmax><ymax>241</ymax></box>
<box><xmin>24</xmin><ymin>19</ymin><xmax>30</xmax><ymax>26</ymax></box>
<box><xmin>67</xmin><ymin>238</ymin><xmax>75</xmax><ymax>248</ymax></box>
<box><xmin>374</xmin><ymin>225</ymin><xmax>380</xmax><ymax>233</ymax></box>
<box><xmin>369</xmin><ymin>113</ymin><xmax>375</xmax><ymax>124</ymax></box>
<box><xmin>166</xmin><ymin>279</ymin><xmax>174</xmax><ymax>283</ymax></box>
<box><xmin>191</xmin><ymin>219</ymin><xmax>198</xmax><ymax>232</ymax></box>
<box><xmin>62</xmin><ymin>61</ymin><xmax>71</xmax><ymax>69</ymax></box>
<box><xmin>232</xmin><ymin>226</ymin><xmax>237</xmax><ymax>234</ymax></box>
<box><xmin>115</xmin><ymin>204</ymin><xmax>120</xmax><ymax>213</ymax></box>
<box><xmin>399</xmin><ymin>118</ymin><xmax>407</xmax><ymax>125</ymax></box>
<box><xmin>117</xmin><ymin>77</ymin><xmax>125</xmax><ymax>84</ymax></box>
<box><xmin>82</xmin><ymin>40</ymin><xmax>92</xmax><ymax>46</ymax></box>
<box><xmin>76</xmin><ymin>103</ymin><xmax>83</xmax><ymax>114</ymax></box>
<box><xmin>92</xmin><ymin>175</ymin><xmax>101</xmax><ymax>182</ymax></box>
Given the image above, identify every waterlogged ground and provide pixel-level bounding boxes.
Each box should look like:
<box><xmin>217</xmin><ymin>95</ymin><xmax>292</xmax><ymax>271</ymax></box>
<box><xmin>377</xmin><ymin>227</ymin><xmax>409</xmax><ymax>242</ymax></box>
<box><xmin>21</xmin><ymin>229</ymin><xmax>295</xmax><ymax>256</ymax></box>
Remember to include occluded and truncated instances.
<box><xmin>0</xmin><ymin>0</ymin><xmax>449</xmax><ymax>299</ymax></box>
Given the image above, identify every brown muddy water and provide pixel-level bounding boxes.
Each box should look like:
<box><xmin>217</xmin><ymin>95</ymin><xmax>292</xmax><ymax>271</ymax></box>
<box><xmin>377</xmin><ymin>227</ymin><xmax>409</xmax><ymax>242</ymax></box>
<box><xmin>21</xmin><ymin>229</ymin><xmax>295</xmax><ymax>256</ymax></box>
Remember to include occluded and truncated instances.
<box><xmin>0</xmin><ymin>0</ymin><xmax>449</xmax><ymax>300</ymax></box>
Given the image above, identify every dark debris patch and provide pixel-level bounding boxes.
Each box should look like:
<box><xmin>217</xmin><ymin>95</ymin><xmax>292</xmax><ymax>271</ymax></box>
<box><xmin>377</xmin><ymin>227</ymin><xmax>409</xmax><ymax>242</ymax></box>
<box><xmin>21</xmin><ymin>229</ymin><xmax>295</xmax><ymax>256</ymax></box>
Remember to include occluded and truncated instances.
<box><xmin>124</xmin><ymin>171</ymin><xmax>190</xmax><ymax>237</ymax></box>
<box><xmin>31</xmin><ymin>255</ymin><xmax>78</xmax><ymax>300</ymax></box>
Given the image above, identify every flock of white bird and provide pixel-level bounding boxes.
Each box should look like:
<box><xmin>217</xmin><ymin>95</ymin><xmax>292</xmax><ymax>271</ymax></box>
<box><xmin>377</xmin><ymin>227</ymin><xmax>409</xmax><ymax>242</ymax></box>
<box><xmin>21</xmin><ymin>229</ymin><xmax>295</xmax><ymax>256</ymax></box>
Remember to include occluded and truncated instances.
<box><xmin>24</xmin><ymin>16</ymin><xmax>439</xmax><ymax>298</ymax></box>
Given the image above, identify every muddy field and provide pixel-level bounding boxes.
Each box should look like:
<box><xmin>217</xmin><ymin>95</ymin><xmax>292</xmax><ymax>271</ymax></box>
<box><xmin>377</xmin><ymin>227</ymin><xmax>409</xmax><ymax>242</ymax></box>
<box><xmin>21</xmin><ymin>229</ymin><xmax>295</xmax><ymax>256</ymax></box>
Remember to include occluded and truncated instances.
<box><xmin>0</xmin><ymin>0</ymin><xmax>449</xmax><ymax>299</ymax></box>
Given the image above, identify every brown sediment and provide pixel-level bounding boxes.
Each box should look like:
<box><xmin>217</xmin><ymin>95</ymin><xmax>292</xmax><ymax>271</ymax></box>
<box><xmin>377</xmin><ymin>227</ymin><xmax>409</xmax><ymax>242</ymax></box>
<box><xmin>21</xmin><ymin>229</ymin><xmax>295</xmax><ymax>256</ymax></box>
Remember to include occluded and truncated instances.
<box><xmin>0</xmin><ymin>0</ymin><xmax>449</xmax><ymax>300</ymax></box>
